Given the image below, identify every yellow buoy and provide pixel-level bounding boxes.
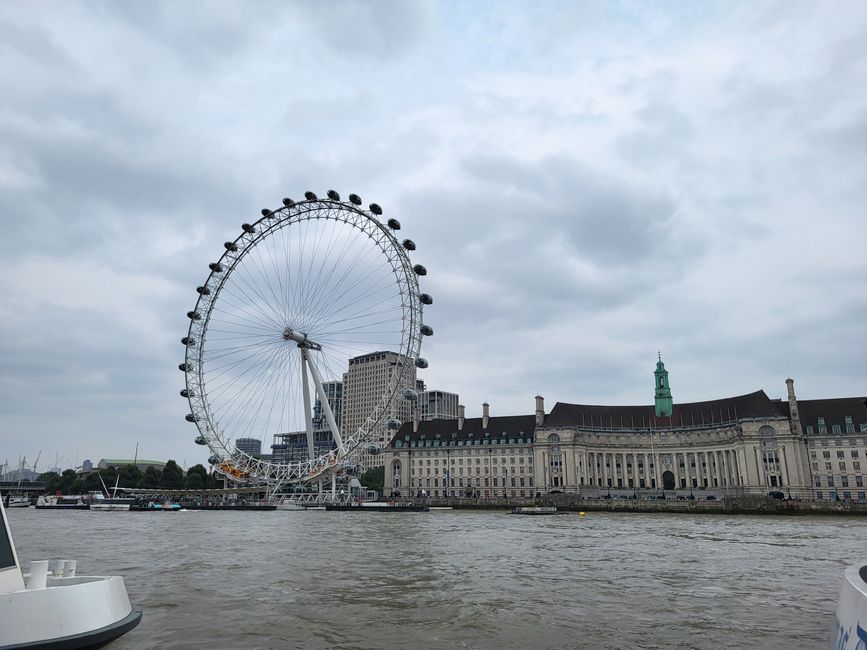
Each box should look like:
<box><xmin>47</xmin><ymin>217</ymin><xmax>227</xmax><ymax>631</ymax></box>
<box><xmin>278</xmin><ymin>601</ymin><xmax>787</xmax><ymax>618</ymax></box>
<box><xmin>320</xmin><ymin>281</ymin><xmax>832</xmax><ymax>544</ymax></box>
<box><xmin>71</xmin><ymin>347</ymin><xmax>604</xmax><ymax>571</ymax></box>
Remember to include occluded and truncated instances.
<box><xmin>578</xmin><ymin>511</ymin><xmax>586</xmax><ymax>517</ymax></box>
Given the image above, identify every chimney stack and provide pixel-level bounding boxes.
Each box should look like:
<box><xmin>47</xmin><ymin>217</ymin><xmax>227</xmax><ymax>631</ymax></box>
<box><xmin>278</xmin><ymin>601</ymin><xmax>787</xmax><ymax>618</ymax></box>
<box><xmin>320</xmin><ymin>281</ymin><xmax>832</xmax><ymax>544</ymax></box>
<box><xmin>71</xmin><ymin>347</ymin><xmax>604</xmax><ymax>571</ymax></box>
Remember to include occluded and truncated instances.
<box><xmin>457</xmin><ymin>404</ymin><xmax>465</xmax><ymax>431</ymax></box>
<box><xmin>482</xmin><ymin>402</ymin><xmax>490</xmax><ymax>429</ymax></box>
<box><xmin>785</xmin><ymin>378</ymin><xmax>801</xmax><ymax>434</ymax></box>
<box><xmin>535</xmin><ymin>395</ymin><xmax>545</xmax><ymax>426</ymax></box>
<box><xmin>412</xmin><ymin>406</ymin><xmax>419</xmax><ymax>433</ymax></box>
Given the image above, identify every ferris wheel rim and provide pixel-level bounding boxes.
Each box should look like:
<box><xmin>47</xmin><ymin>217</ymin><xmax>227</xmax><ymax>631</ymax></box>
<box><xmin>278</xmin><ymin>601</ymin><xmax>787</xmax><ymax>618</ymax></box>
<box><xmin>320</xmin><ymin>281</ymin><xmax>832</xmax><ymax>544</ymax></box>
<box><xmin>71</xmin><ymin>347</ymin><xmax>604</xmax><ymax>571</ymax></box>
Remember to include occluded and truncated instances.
<box><xmin>180</xmin><ymin>194</ymin><xmax>426</xmax><ymax>484</ymax></box>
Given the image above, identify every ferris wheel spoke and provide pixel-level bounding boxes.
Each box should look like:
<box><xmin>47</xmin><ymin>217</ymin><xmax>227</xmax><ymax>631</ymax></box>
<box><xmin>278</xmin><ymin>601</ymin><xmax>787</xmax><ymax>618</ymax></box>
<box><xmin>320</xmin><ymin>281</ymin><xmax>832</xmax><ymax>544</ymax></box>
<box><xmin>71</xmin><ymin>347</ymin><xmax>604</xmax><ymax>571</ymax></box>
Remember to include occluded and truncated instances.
<box><xmin>226</xmin><ymin>270</ymin><xmax>287</xmax><ymax>333</ymax></box>
<box><xmin>258</xmin><ymin>222</ymin><xmax>292</xmax><ymax>323</ymax></box>
<box><xmin>205</xmin><ymin>341</ymin><xmax>286</xmax><ymax>407</ymax></box>
<box><xmin>209</xmin><ymin>303</ymin><xmax>283</xmax><ymax>334</ymax></box>
<box><xmin>216</xmin><ymin>344</ymin><xmax>292</xmax><ymax>441</ymax></box>
<box><xmin>302</xmin><ymin>220</ymin><xmax>380</xmax><ymax>323</ymax></box>
<box><xmin>244</xmin><ymin>229</ymin><xmax>292</xmax><ymax>327</ymax></box>
<box><xmin>309</xmin><ymin>252</ymin><xmax>394</xmax><ymax>328</ymax></box>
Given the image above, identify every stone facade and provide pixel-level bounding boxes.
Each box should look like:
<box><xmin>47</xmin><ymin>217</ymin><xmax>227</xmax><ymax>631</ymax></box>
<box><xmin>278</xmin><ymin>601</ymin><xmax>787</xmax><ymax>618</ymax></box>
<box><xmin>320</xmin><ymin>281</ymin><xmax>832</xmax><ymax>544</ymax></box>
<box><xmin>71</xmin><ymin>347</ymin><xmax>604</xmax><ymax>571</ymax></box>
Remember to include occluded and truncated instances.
<box><xmin>385</xmin><ymin>369</ymin><xmax>867</xmax><ymax>501</ymax></box>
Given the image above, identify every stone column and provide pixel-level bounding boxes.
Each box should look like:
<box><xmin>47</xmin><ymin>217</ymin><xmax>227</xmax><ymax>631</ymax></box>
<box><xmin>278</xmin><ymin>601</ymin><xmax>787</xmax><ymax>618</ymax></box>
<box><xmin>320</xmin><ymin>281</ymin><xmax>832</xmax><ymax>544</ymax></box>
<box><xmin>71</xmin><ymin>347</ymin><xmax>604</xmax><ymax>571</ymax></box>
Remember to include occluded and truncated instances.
<box><xmin>780</xmin><ymin>446</ymin><xmax>790</xmax><ymax>487</ymax></box>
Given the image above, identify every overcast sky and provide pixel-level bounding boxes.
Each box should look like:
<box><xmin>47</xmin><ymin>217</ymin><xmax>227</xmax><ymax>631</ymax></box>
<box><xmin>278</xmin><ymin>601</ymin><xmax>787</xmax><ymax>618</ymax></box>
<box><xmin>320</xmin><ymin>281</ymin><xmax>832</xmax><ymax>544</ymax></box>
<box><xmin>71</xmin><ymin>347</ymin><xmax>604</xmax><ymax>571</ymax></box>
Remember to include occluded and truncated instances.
<box><xmin>1</xmin><ymin>1</ymin><xmax>865</xmax><ymax>472</ymax></box>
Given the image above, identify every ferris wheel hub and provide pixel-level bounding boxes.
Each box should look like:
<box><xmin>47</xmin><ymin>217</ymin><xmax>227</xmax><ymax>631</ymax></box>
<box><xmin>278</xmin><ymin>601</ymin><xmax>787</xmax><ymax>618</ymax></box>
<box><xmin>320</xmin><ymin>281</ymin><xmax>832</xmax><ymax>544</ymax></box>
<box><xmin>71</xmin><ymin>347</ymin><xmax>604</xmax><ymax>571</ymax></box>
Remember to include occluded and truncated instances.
<box><xmin>282</xmin><ymin>327</ymin><xmax>322</xmax><ymax>350</ymax></box>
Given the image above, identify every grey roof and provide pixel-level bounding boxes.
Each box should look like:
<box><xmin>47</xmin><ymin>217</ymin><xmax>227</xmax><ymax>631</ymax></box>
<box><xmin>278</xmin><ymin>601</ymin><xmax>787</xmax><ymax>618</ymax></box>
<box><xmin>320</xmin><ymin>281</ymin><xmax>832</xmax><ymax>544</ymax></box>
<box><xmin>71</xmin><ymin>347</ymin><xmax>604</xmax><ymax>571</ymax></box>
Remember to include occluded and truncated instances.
<box><xmin>545</xmin><ymin>390</ymin><xmax>784</xmax><ymax>429</ymax></box>
<box><xmin>389</xmin><ymin>414</ymin><xmax>536</xmax><ymax>447</ymax></box>
<box><xmin>796</xmin><ymin>397</ymin><xmax>867</xmax><ymax>433</ymax></box>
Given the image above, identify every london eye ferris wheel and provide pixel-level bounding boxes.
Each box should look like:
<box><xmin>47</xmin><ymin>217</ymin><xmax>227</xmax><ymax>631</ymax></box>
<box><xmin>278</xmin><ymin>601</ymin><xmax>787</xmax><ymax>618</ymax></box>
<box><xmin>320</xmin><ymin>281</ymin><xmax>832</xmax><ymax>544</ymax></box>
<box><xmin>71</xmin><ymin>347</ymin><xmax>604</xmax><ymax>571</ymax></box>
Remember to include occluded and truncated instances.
<box><xmin>179</xmin><ymin>190</ymin><xmax>432</xmax><ymax>486</ymax></box>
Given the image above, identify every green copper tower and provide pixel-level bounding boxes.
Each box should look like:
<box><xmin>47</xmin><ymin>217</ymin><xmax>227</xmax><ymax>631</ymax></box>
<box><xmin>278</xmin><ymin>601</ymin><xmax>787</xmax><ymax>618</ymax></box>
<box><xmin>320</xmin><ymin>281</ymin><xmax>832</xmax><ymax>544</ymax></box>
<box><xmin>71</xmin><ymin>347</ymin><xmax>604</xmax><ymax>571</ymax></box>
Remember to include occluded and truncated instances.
<box><xmin>654</xmin><ymin>352</ymin><xmax>673</xmax><ymax>417</ymax></box>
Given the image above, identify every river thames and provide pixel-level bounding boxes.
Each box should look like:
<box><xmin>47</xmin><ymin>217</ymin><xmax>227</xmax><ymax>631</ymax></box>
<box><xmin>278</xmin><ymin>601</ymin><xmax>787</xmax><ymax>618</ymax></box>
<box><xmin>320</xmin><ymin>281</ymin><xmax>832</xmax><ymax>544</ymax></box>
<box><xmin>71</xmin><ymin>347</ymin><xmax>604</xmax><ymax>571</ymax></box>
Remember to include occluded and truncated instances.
<box><xmin>6</xmin><ymin>508</ymin><xmax>865</xmax><ymax>649</ymax></box>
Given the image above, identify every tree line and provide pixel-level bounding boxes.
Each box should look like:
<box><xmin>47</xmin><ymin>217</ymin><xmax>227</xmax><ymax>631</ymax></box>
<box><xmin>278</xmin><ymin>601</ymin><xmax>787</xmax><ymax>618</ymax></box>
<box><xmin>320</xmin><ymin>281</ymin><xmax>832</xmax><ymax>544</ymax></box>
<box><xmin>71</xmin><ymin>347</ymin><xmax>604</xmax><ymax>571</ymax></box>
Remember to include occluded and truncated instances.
<box><xmin>37</xmin><ymin>461</ymin><xmax>223</xmax><ymax>494</ymax></box>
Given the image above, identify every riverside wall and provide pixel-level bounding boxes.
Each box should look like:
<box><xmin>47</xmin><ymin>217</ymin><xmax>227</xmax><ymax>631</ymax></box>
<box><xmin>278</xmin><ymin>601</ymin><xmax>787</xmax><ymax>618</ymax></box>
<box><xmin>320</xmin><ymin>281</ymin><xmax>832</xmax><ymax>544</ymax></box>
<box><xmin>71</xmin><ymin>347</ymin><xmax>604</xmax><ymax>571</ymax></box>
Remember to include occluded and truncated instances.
<box><xmin>423</xmin><ymin>495</ymin><xmax>867</xmax><ymax>516</ymax></box>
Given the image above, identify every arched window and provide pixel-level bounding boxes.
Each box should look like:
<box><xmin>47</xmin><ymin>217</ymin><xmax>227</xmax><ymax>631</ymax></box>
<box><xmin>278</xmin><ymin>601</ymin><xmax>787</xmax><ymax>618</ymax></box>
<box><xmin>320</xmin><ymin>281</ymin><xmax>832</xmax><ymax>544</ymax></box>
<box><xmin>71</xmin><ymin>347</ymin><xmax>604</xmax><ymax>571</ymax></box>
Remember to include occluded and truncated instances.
<box><xmin>548</xmin><ymin>433</ymin><xmax>560</xmax><ymax>444</ymax></box>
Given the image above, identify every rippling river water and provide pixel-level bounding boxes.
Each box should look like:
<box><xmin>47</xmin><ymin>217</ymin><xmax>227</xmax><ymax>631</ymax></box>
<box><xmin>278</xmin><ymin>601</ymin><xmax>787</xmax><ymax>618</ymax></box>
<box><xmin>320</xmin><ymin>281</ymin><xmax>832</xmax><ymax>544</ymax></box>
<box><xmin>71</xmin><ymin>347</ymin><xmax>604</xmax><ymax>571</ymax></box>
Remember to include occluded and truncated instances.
<box><xmin>6</xmin><ymin>508</ymin><xmax>865</xmax><ymax>649</ymax></box>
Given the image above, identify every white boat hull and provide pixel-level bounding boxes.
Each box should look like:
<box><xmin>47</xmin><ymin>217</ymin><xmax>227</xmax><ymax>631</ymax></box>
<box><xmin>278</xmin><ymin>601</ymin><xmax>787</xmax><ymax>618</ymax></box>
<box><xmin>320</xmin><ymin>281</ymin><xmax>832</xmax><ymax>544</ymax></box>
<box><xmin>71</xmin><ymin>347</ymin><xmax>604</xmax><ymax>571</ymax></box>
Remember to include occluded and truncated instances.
<box><xmin>0</xmin><ymin>574</ymin><xmax>141</xmax><ymax>648</ymax></box>
<box><xmin>833</xmin><ymin>563</ymin><xmax>867</xmax><ymax>649</ymax></box>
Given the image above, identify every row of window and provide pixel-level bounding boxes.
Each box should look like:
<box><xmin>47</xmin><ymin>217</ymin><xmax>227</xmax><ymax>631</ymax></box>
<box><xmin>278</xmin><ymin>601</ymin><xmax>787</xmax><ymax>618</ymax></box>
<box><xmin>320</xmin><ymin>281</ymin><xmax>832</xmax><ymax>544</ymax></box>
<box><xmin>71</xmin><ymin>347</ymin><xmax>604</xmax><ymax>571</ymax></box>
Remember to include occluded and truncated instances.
<box><xmin>398</xmin><ymin>438</ymin><xmax>530</xmax><ymax>448</ymax></box>
<box><xmin>806</xmin><ymin>416</ymin><xmax>867</xmax><ymax>435</ymax></box>
<box><xmin>813</xmin><ymin>462</ymin><xmax>863</xmax><ymax>472</ymax></box>
<box><xmin>412</xmin><ymin>466</ymin><xmax>528</xmax><ymax>476</ymax></box>
<box><xmin>815</xmin><ymin>491</ymin><xmax>866</xmax><ymax>501</ymax></box>
<box><xmin>411</xmin><ymin>456</ymin><xmax>530</xmax><ymax>465</ymax></box>
<box><xmin>815</xmin><ymin>475</ymin><xmax>864</xmax><ymax>488</ymax></box>
<box><xmin>813</xmin><ymin>450</ymin><xmax>861</xmax><ymax>459</ymax></box>
<box><xmin>411</xmin><ymin>476</ymin><xmax>534</xmax><ymax>488</ymax></box>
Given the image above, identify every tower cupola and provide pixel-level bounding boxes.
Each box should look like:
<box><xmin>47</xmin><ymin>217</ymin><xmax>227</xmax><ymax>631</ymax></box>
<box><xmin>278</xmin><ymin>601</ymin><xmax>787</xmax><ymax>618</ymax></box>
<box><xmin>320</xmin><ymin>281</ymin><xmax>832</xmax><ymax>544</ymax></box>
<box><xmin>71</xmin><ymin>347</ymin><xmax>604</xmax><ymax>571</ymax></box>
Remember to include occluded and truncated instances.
<box><xmin>654</xmin><ymin>352</ymin><xmax>673</xmax><ymax>417</ymax></box>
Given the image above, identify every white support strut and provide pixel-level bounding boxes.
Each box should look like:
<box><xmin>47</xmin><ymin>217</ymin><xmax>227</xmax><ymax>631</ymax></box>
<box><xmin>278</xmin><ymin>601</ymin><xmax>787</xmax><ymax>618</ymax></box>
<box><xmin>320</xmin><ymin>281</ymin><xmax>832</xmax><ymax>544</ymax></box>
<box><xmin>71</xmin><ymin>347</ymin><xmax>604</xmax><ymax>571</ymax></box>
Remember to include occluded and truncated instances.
<box><xmin>305</xmin><ymin>351</ymin><xmax>344</xmax><ymax>450</ymax></box>
<box><xmin>300</xmin><ymin>353</ymin><xmax>316</xmax><ymax>465</ymax></box>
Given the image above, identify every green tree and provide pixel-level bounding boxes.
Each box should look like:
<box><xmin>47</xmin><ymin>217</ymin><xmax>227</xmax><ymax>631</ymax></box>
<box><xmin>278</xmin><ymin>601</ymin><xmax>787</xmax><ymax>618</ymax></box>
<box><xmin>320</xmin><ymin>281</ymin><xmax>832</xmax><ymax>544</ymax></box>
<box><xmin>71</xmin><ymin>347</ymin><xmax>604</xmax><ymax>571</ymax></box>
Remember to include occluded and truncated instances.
<box><xmin>159</xmin><ymin>460</ymin><xmax>184</xmax><ymax>489</ymax></box>
<box><xmin>59</xmin><ymin>469</ymin><xmax>77</xmax><ymax>494</ymax></box>
<box><xmin>38</xmin><ymin>471</ymin><xmax>62</xmax><ymax>494</ymax></box>
<box><xmin>117</xmin><ymin>464</ymin><xmax>142</xmax><ymax>488</ymax></box>
<box><xmin>185</xmin><ymin>464</ymin><xmax>208</xmax><ymax>489</ymax></box>
<box><xmin>359</xmin><ymin>466</ymin><xmax>384</xmax><ymax>493</ymax></box>
<box><xmin>139</xmin><ymin>466</ymin><xmax>160</xmax><ymax>489</ymax></box>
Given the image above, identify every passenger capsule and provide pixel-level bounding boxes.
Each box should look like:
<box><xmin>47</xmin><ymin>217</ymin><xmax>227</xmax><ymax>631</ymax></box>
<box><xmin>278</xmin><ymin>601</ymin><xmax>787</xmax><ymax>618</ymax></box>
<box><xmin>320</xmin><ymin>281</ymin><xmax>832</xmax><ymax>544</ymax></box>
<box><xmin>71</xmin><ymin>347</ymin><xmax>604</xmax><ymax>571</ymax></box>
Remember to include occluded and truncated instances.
<box><xmin>261</xmin><ymin>209</ymin><xmax>271</xmax><ymax>217</ymax></box>
<box><xmin>348</xmin><ymin>193</ymin><xmax>362</xmax><ymax>205</ymax></box>
<box><xmin>304</xmin><ymin>191</ymin><xmax>318</xmax><ymax>201</ymax></box>
<box><xmin>387</xmin><ymin>218</ymin><xmax>401</xmax><ymax>230</ymax></box>
<box><xmin>196</xmin><ymin>286</ymin><xmax>211</xmax><ymax>295</ymax></box>
<box><xmin>180</xmin><ymin>389</ymin><xmax>194</xmax><ymax>398</ymax></box>
<box><xmin>224</xmin><ymin>242</ymin><xmax>238</xmax><ymax>252</ymax></box>
<box><xmin>387</xmin><ymin>419</ymin><xmax>401</xmax><ymax>430</ymax></box>
<box><xmin>187</xmin><ymin>311</ymin><xmax>201</xmax><ymax>320</ymax></box>
<box><xmin>282</xmin><ymin>197</ymin><xmax>295</xmax><ymax>207</ymax></box>
<box><xmin>327</xmin><ymin>190</ymin><xmax>340</xmax><ymax>201</ymax></box>
<box><xmin>178</xmin><ymin>363</ymin><xmax>188</xmax><ymax>371</ymax></box>
<box><xmin>415</xmin><ymin>357</ymin><xmax>429</xmax><ymax>369</ymax></box>
<box><xmin>369</xmin><ymin>203</ymin><xmax>382</xmax><ymax>215</ymax></box>
<box><xmin>420</xmin><ymin>293</ymin><xmax>433</xmax><ymax>305</ymax></box>
<box><xmin>208</xmin><ymin>455</ymin><xmax>219</xmax><ymax>465</ymax></box>
<box><xmin>403</xmin><ymin>389</ymin><xmax>418</xmax><ymax>401</ymax></box>
<box><xmin>402</xmin><ymin>239</ymin><xmax>416</xmax><ymax>251</ymax></box>
<box><xmin>209</xmin><ymin>262</ymin><xmax>224</xmax><ymax>272</ymax></box>
<box><xmin>194</xmin><ymin>434</ymin><xmax>207</xmax><ymax>445</ymax></box>
<box><xmin>367</xmin><ymin>444</ymin><xmax>381</xmax><ymax>454</ymax></box>
<box><xmin>181</xmin><ymin>337</ymin><xmax>196</xmax><ymax>347</ymax></box>
<box><xmin>186</xmin><ymin>414</ymin><xmax>198</xmax><ymax>423</ymax></box>
<box><xmin>421</xmin><ymin>325</ymin><xmax>433</xmax><ymax>336</ymax></box>
<box><xmin>413</xmin><ymin>264</ymin><xmax>427</xmax><ymax>276</ymax></box>
<box><xmin>242</xmin><ymin>223</ymin><xmax>256</xmax><ymax>233</ymax></box>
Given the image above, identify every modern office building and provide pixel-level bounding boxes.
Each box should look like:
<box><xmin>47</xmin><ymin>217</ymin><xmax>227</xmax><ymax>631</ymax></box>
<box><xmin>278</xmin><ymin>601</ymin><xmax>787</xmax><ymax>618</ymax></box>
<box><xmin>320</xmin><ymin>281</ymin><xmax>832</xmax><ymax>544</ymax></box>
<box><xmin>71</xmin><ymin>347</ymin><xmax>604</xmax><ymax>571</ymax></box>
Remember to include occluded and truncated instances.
<box><xmin>341</xmin><ymin>350</ymin><xmax>416</xmax><ymax>470</ymax></box>
<box><xmin>234</xmin><ymin>438</ymin><xmax>262</xmax><ymax>457</ymax></box>
<box><xmin>312</xmin><ymin>381</ymin><xmax>343</xmax><ymax>435</ymax></box>
<box><xmin>386</xmin><ymin>358</ymin><xmax>867</xmax><ymax>501</ymax></box>
<box><xmin>418</xmin><ymin>390</ymin><xmax>460</xmax><ymax>421</ymax></box>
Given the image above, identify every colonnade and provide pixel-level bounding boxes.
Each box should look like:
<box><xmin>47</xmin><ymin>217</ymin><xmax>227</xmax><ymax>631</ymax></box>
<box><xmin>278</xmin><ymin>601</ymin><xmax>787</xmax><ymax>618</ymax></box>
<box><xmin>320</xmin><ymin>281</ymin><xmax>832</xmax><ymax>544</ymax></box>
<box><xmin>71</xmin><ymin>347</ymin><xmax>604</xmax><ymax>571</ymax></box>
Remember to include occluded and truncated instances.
<box><xmin>577</xmin><ymin>448</ymin><xmax>744</xmax><ymax>489</ymax></box>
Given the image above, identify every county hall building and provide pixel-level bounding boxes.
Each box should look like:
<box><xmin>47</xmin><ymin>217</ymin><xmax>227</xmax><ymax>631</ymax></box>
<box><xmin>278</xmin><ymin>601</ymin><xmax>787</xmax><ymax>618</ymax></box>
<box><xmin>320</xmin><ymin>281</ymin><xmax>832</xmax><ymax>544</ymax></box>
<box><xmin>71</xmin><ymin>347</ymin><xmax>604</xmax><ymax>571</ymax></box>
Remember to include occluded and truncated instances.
<box><xmin>386</xmin><ymin>357</ymin><xmax>867</xmax><ymax>501</ymax></box>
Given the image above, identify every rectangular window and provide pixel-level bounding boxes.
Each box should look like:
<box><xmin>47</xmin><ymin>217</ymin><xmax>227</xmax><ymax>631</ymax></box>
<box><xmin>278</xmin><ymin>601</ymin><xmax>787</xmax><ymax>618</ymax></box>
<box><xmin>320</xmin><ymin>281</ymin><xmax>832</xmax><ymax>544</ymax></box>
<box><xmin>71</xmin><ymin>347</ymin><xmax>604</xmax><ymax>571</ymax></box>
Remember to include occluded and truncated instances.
<box><xmin>852</xmin><ymin>450</ymin><xmax>860</xmax><ymax>458</ymax></box>
<box><xmin>823</xmin><ymin>451</ymin><xmax>831</xmax><ymax>459</ymax></box>
<box><xmin>855</xmin><ymin>462</ymin><xmax>862</xmax><ymax>471</ymax></box>
<box><xmin>858</xmin><ymin>491</ymin><xmax>866</xmax><ymax>501</ymax></box>
<box><xmin>845</xmin><ymin>416</ymin><xmax>854</xmax><ymax>433</ymax></box>
<box><xmin>815</xmin><ymin>477</ymin><xmax>822</xmax><ymax>487</ymax></box>
<box><xmin>838</xmin><ymin>451</ymin><xmax>845</xmax><ymax>458</ymax></box>
<box><xmin>832</xmin><ymin>424</ymin><xmax>841</xmax><ymax>435</ymax></box>
<box><xmin>816</xmin><ymin>491</ymin><xmax>823</xmax><ymax>500</ymax></box>
<box><xmin>806</xmin><ymin>425</ymin><xmax>814</xmax><ymax>435</ymax></box>
<box><xmin>810</xmin><ymin>451</ymin><xmax>817</xmax><ymax>459</ymax></box>
<box><xmin>857</xmin><ymin>476</ymin><xmax>864</xmax><ymax>487</ymax></box>
<box><xmin>827</xmin><ymin>476</ymin><xmax>835</xmax><ymax>487</ymax></box>
<box><xmin>842</xmin><ymin>476</ymin><xmax>850</xmax><ymax>487</ymax></box>
<box><xmin>826</xmin><ymin>462</ymin><xmax>833</xmax><ymax>471</ymax></box>
<box><xmin>812</xmin><ymin>463</ymin><xmax>818</xmax><ymax>471</ymax></box>
<box><xmin>840</xmin><ymin>462</ymin><xmax>847</xmax><ymax>471</ymax></box>
<box><xmin>844</xmin><ymin>491</ymin><xmax>852</xmax><ymax>500</ymax></box>
<box><xmin>860</xmin><ymin>424</ymin><xmax>867</xmax><ymax>432</ymax></box>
